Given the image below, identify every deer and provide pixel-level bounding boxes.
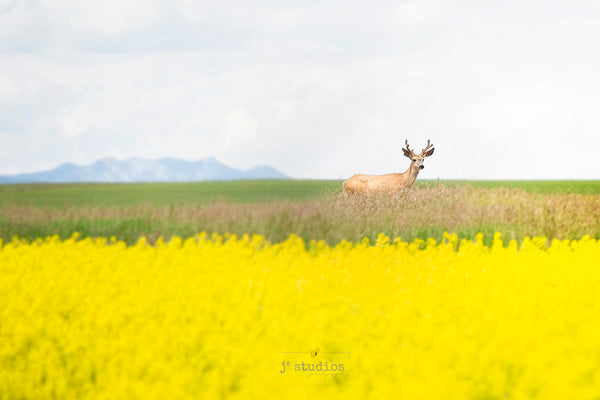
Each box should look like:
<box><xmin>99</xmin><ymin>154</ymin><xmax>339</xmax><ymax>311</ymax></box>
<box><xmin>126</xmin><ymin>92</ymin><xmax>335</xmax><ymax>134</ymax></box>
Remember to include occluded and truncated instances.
<box><xmin>343</xmin><ymin>139</ymin><xmax>435</xmax><ymax>195</ymax></box>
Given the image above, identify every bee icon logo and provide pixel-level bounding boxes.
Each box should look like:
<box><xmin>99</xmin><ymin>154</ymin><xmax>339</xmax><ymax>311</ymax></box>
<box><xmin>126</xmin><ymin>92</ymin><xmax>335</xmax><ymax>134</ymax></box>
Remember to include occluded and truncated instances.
<box><xmin>310</xmin><ymin>347</ymin><xmax>320</xmax><ymax>358</ymax></box>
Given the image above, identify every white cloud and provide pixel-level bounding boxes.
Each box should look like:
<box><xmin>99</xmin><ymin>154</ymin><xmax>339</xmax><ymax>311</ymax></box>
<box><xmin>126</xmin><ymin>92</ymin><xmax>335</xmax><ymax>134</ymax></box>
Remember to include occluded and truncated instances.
<box><xmin>174</xmin><ymin>0</ymin><xmax>206</xmax><ymax>24</ymax></box>
<box><xmin>218</xmin><ymin>108</ymin><xmax>257</xmax><ymax>152</ymax></box>
<box><xmin>392</xmin><ymin>0</ymin><xmax>445</xmax><ymax>26</ymax></box>
<box><xmin>0</xmin><ymin>75</ymin><xmax>19</xmax><ymax>101</ymax></box>
<box><xmin>45</xmin><ymin>0</ymin><xmax>162</xmax><ymax>36</ymax></box>
<box><xmin>58</xmin><ymin>106</ymin><xmax>94</xmax><ymax>138</ymax></box>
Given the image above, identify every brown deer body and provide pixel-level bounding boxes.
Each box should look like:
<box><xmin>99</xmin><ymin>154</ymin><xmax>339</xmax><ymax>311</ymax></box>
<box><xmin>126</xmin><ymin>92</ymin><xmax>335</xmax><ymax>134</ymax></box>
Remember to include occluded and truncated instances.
<box><xmin>343</xmin><ymin>140</ymin><xmax>435</xmax><ymax>195</ymax></box>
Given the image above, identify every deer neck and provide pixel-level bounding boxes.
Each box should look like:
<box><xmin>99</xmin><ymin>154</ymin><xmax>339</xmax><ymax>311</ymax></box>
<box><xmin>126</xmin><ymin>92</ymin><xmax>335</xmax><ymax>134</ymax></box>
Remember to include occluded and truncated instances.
<box><xmin>403</xmin><ymin>163</ymin><xmax>421</xmax><ymax>186</ymax></box>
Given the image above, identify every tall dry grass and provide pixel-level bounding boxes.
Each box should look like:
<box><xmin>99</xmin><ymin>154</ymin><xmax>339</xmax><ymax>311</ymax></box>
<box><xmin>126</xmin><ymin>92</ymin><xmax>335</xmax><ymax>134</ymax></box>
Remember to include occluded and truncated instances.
<box><xmin>1</xmin><ymin>185</ymin><xmax>598</xmax><ymax>244</ymax></box>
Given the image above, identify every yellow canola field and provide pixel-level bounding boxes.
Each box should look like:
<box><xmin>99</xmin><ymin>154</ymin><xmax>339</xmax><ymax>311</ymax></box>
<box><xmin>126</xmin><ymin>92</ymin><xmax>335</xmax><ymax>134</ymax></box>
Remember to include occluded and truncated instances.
<box><xmin>1</xmin><ymin>232</ymin><xmax>600</xmax><ymax>399</ymax></box>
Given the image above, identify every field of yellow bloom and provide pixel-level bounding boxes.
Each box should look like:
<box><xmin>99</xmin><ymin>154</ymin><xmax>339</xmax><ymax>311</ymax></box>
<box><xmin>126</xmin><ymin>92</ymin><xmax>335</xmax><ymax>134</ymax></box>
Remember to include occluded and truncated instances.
<box><xmin>1</xmin><ymin>232</ymin><xmax>600</xmax><ymax>399</ymax></box>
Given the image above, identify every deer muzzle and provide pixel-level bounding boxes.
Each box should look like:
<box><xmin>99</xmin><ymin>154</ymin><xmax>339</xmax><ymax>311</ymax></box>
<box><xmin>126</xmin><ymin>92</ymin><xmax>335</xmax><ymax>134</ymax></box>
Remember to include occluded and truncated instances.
<box><xmin>419</xmin><ymin>165</ymin><xmax>424</xmax><ymax>170</ymax></box>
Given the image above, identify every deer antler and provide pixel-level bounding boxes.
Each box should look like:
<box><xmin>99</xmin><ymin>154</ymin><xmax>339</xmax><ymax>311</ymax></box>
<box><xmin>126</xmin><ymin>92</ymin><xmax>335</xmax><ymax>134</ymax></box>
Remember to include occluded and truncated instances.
<box><xmin>420</xmin><ymin>139</ymin><xmax>434</xmax><ymax>157</ymax></box>
<box><xmin>404</xmin><ymin>140</ymin><xmax>414</xmax><ymax>155</ymax></box>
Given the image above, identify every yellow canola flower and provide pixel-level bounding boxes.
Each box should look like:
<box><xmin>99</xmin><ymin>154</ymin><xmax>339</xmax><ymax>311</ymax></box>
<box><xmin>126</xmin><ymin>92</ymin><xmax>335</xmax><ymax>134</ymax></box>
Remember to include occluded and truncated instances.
<box><xmin>0</xmin><ymin>233</ymin><xmax>600</xmax><ymax>399</ymax></box>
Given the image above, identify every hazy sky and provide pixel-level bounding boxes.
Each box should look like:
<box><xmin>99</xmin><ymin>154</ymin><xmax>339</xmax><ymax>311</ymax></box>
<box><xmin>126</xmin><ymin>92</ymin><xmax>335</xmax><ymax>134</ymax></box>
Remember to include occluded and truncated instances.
<box><xmin>1</xmin><ymin>0</ymin><xmax>599</xmax><ymax>179</ymax></box>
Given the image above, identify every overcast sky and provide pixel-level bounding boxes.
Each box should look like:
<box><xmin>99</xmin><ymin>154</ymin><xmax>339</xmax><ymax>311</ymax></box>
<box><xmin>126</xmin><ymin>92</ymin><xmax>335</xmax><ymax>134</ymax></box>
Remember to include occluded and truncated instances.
<box><xmin>1</xmin><ymin>0</ymin><xmax>599</xmax><ymax>179</ymax></box>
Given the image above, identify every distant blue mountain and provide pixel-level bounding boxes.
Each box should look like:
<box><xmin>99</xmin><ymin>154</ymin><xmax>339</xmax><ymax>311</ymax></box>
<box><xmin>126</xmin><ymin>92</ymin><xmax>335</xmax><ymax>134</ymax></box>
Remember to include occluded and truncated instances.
<box><xmin>0</xmin><ymin>157</ymin><xmax>289</xmax><ymax>183</ymax></box>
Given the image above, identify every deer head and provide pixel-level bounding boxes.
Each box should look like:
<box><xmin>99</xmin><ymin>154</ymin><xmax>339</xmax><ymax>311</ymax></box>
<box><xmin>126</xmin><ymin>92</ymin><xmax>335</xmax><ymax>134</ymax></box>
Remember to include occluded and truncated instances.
<box><xmin>402</xmin><ymin>139</ymin><xmax>435</xmax><ymax>170</ymax></box>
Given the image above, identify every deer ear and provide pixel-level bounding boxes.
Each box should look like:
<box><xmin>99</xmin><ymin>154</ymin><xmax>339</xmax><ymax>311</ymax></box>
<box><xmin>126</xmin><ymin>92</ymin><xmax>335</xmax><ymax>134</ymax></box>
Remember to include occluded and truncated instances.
<box><xmin>402</xmin><ymin>148</ymin><xmax>412</xmax><ymax>158</ymax></box>
<box><xmin>424</xmin><ymin>148</ymin><xmax>434</xmax><ymax>157</ymax></box>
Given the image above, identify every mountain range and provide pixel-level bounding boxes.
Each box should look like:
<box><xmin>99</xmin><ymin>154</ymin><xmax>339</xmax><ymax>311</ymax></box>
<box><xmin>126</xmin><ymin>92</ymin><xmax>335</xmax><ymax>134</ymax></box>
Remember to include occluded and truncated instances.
<box><xmin>0</xmin><ymin>157</ymin><xmax>289</xmax><ymax>183</ymax></box>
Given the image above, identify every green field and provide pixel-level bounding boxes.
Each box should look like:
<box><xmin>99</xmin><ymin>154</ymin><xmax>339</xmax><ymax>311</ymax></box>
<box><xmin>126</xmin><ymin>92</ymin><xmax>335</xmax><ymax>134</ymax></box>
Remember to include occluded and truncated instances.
<box><xmin>446</xmin><ymin>179</ymin><xmax>600</xmax><ymax>194</ymax></box>
<box><xmin>0</xmin><ymin>179</ymin><xmax>598</xmax><ymax>208</ymax></box>
<box><xmin>0</xmin><ymin>179</ymin><xmax>599</xmax><ymax>245</ymax></box>
<box><xmin>0</xmin><ymin>180</ymin><xmax>341</xmax><ymax>207</ymax></box>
